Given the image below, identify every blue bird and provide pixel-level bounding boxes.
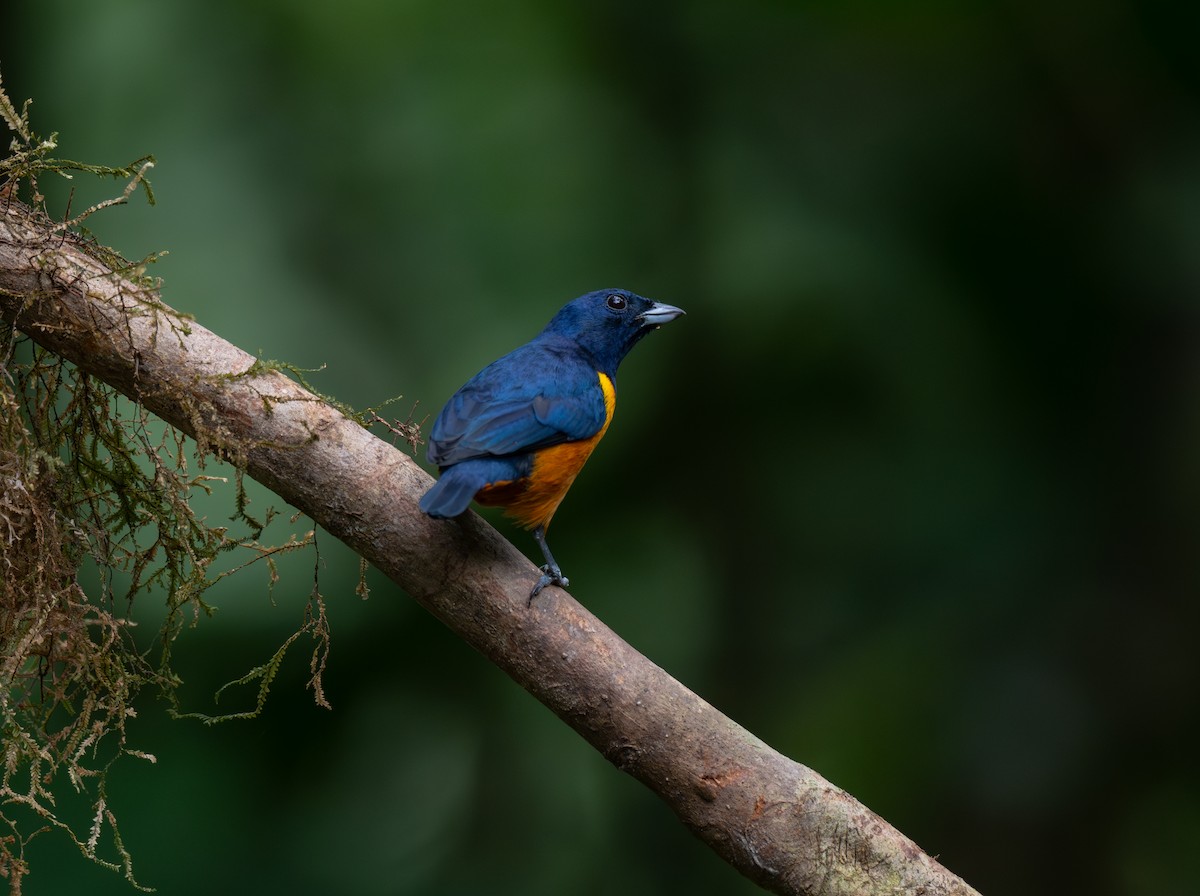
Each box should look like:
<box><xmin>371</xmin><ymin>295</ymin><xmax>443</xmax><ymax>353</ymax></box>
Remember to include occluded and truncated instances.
<box><xmin>420</xmin><ymin>289</ymin><xmax>684</xmax><ymax>600</ymax></box>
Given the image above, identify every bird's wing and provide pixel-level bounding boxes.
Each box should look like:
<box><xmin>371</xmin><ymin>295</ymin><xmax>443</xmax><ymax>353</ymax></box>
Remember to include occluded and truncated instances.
<box><xmin>427</xmin><ymin>343</ymin><xmax>607</xmax><ymax>466</ymax></box>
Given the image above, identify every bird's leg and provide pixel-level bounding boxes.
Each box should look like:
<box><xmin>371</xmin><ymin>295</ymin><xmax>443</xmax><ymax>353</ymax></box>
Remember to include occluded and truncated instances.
<box><xmin>528</xmin><ymin>525</ymin><xmax>569</xmax><ymax>604</ymax></box>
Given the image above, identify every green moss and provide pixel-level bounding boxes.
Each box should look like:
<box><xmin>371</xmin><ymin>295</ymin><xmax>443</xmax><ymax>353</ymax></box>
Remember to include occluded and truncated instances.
<box><xmin>0</xmin><ymin>70</ymin><xmax>380</xmax><ymax>893</ymax></box>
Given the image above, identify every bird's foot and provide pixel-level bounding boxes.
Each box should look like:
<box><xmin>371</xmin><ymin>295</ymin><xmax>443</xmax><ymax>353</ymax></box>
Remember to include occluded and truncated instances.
<box><xmin>528</xmin><ymin>564</ymin><xmax>569</xmax><ymax>606</ymax></box>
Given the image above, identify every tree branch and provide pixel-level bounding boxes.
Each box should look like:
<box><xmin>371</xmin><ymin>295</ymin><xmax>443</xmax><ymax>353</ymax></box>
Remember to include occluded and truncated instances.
<box><xmin>0</xmin><ymin>198</ymin><xmax>980</xmax><ymax>896</ymax></box>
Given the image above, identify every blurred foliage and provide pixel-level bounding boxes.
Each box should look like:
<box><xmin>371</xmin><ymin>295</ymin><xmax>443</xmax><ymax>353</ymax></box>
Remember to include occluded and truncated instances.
<box><xmin>4</xmin><ymin>0</ymin><xmax>1199</xmax><ymax>894</ymax></box>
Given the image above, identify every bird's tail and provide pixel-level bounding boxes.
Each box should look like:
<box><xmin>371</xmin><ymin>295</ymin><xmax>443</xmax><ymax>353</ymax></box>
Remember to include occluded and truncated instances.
<box><xmin>419</xmin><ymin>467</ymin><xmax>483</xmax><ymax>519</ymax></box>
<box><xmin>420</xmin><ymin>456</ymin><xmax>532</xmax><ymax>519</ymax></box>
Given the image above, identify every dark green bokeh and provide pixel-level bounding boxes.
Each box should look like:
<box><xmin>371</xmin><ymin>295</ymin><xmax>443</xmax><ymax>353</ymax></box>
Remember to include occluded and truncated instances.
<box><xmin>6</xmin><ymin>1</ymin><xmax>1199</xmax><ymax>894</ymax></box>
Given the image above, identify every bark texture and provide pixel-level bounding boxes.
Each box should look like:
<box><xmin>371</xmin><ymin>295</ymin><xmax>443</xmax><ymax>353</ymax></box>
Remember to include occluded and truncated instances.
<box><xmin>0</xmin><ymin>199</ymin><xmax>981</xmax><ymax>896</ymax></box>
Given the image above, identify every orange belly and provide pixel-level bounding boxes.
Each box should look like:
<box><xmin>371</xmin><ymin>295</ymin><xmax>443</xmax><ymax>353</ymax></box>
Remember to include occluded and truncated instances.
<box><xmin>476</xmin><ymin>372</ymin><xmax>615</xmax><ymax>531</ymax></box>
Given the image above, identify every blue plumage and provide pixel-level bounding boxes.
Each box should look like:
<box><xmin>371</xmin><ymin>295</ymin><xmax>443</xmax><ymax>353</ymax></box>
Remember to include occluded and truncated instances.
<box><xmin>420</xmin><ymin>288</ymin><xmax>685</xmax><ymax>599</ymax></box>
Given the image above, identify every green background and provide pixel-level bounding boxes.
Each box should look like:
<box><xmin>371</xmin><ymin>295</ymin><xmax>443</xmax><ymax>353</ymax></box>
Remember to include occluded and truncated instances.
<box><xmin>5</xmin><ymin>1</ymin><xmax>1199</xmax><ymax>894</ymax></box>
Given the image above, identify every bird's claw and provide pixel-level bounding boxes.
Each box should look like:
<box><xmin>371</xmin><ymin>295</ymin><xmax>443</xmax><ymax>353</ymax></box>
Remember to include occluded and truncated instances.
<box><xmin>528</xmin><ymin>564</ymin><xmax>569</xmax><ymax>605</ymax></box>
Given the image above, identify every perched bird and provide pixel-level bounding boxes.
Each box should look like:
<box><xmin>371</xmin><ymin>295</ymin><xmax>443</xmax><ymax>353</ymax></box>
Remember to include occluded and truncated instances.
<box><xmin>420</xmin><ymin>289</ymin><xmax>685</xmax><ymax>600</ymax></box>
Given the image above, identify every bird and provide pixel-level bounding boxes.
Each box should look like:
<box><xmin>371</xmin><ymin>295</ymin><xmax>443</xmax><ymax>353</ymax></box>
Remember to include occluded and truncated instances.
<box><xmin>419</xmin><ymin>288</ymin><xmax>685</xmax><ymax>601</ymax></box>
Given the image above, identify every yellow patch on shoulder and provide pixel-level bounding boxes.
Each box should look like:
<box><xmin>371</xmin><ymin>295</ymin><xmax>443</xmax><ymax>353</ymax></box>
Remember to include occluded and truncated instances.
<box><xmin>498</xmin><ymin>372</ymin><xmax>616</xmax><ymax>531</ymax></box>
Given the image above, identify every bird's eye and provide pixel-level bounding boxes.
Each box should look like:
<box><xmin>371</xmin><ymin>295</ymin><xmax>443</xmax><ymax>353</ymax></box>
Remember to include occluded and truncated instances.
<box><xmin>606</xmin><ymin>294</ymin><xmax>628</xmax><ymax>311</ymax></box>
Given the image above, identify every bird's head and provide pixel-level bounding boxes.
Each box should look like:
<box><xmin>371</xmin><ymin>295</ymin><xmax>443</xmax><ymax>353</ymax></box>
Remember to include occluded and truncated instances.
<box><xmin>542</xmin><ymin>289</ymin><xmax>685</xmax><ymax>374</ymax></box>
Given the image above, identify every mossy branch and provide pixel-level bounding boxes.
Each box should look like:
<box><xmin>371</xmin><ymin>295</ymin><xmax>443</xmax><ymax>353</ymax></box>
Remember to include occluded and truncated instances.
<box><xmin>0</xmin><ymin>75</ymin><xmax>979</xmax><ymax>896</ymax></box>
<box><xmin>1</xmin><ymin>78</ymin><xmax>333</xmax><ymax>894</ymax></box>
<box><xmin>0</xmin><ymin>195</ymin><xmax>979</xmax><ymax>896</ymax></box>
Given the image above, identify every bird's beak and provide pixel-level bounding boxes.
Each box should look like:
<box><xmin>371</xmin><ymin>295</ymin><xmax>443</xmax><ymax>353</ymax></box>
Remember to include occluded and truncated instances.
<box><xmin>637</xmin><ymin>302</ymin><xmax>686</xmax><ymax>327</ymax></box>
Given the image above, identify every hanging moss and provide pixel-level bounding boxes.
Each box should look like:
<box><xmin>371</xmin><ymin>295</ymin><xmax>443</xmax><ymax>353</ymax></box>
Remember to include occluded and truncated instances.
<box><xmin>0</xmin><ymin>70</ymin><xmax>359</xmax><ymax>894</ymax></box>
